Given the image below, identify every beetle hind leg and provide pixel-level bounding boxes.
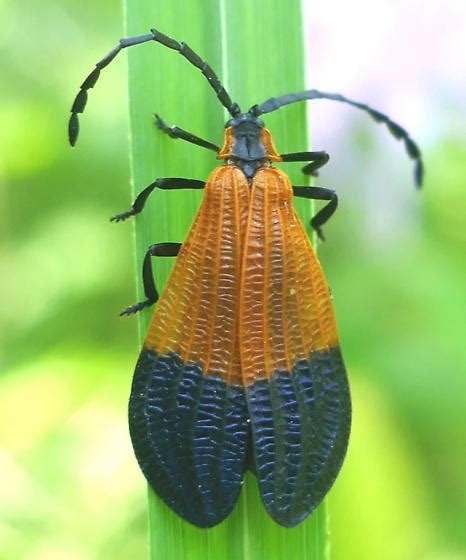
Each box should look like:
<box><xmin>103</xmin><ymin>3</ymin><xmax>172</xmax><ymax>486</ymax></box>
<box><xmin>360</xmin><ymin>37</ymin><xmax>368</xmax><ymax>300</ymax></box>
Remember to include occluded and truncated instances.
<box><xmin>120</xmin><ymin>242</ymin><xmax>182</xmax><ymax>316</ymax></box>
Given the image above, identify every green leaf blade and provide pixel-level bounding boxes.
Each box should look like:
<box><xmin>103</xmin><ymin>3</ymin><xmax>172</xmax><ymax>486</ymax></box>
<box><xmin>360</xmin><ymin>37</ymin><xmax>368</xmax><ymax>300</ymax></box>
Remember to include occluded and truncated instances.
<box><xmin>124</xmin><ymin>1</ymin><xmax>328</xmax><ymax>558</ymax></box>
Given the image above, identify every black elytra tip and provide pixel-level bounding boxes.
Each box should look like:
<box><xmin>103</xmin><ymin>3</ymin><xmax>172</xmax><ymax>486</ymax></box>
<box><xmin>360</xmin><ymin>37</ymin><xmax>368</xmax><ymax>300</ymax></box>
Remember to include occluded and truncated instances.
<box><xmin>129</xmin><ymin>349</ymin><xmax>249</xmax><ymax>527</ymax></box>
<box><xmin>126</xmin><ymin>344</ymin><xmax>351</xmax><ymax>528</ymax></box>
<box><xmin>246</xmin><ymin>346</ymin><xmax>351</xmax><ymax>527</ymax></box>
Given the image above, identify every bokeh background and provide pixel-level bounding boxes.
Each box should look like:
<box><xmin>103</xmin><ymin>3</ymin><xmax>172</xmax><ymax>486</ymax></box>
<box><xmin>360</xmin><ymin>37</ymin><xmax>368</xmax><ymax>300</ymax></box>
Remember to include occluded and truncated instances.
<box><xmin>1</xmin><ymin>0</ymin><xmax>465</xmax><ymax>559</ymax></box>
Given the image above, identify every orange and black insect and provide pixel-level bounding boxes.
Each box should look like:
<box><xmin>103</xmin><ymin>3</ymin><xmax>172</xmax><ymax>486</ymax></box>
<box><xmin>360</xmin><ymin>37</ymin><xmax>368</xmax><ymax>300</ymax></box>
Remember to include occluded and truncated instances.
<box><xmin>69</xmin><ymin>28</ymin><xmax>423</xmax><ymax>528</ymax></box>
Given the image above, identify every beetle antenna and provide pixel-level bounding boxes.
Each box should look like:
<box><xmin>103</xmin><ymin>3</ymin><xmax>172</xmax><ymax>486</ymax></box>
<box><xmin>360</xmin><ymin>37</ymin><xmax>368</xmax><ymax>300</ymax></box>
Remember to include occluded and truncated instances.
<box><xmin>253</xmin><ymin>89</ymin><xmax>423</xmax><ymax>187</ymax></box>
<box><xmin>69</xmin><ymin>28</ymin><xmax>240</xmax><ymax>146</ymax></box>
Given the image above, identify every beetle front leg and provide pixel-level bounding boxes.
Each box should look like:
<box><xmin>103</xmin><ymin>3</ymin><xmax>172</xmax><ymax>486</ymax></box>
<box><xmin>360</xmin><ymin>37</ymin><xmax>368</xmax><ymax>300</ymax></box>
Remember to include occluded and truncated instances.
<box><xmin>155</xmin><ymin>114</ymin><xmax>220</xmax><ymax>152</ymax></box>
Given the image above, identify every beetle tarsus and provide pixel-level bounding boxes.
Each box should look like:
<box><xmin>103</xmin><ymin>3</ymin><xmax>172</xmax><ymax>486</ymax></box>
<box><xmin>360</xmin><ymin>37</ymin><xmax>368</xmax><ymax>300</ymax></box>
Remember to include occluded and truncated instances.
<box><xmin>110</xmin><ymin>209</ymin><xmax>135</xmax><ymax>222</ymax></box>
<box><xmin>312</xmin><ymin>224</ymin><xmax>325</xmax><ymax>242</ymax></box>
<box><xmin>120</xmin><ymin>299</ymin><xmax>154</xmax><ymax>316</ymax></box>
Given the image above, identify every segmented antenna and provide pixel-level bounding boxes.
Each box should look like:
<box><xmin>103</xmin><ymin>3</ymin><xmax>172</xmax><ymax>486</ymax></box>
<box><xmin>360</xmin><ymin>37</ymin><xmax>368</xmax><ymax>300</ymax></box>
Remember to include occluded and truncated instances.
<box><xmin>251</xmin><ymin>89</ymin><xmax>423</xmax><ymax>187</ymax></box>
<box><xmin>69</xmin><ymin>28</ymin><xmax>240</xmax><ymax>146</ymax></box>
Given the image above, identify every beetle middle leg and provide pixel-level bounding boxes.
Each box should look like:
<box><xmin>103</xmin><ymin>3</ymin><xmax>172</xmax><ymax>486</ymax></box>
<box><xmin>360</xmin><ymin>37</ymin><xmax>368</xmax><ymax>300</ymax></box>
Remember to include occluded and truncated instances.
<box><xmin>293</xmin><ymin>185</ymin><xmax>338</xmax><ymax>241</ymax></box>
<box><xmin>111</xmin><ymin>178</ymin><xmax>205</xmax><ymax>222</ymax></box>
<box><xmin>280</xmin><ymin>151</ymin><xmax>330</xmax><ymax>177</ymax></box>
<box><xmin>120</xmin><ymin>242</ymin><xmax>182</xmax><ymax>316</ymax></box>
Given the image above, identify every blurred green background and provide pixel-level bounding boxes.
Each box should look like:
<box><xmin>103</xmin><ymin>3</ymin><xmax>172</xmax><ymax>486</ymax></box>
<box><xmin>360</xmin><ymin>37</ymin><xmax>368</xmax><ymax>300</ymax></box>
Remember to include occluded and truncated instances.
<box><xmin>1</xmin><ymin>1</ymin><xmax>465</xmax><ymax>559</ymax></box>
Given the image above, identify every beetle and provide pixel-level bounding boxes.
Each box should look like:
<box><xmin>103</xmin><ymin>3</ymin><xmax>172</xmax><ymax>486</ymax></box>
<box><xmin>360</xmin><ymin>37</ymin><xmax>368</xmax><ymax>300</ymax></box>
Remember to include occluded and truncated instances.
<box><xmin>69</xmin><ymin>28</ymin><xmax>423</xmax><ymax>528</ymax></box>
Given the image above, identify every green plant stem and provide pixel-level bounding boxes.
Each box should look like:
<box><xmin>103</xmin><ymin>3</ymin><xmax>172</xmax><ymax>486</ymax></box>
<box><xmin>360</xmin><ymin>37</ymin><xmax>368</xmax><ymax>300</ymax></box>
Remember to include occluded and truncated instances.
<box><xmin>124</xmin><ymin>1</ymin><xmax>328</xmax><ymax>558</ymax></box>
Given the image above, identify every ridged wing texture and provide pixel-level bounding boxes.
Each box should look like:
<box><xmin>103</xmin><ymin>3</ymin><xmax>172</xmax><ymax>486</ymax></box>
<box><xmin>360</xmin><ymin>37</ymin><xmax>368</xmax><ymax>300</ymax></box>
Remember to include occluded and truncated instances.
<box><xmin>129</xmin><ymin>166</ymin><xmax>250</xmax><ymax>527</ymax></box>
<box><xmin>240</xmin><ymin>168</ymin><xmax>351</xmax><ymax>527</ymax></box>
<box><xmin>144</xmin><ymin>165</ymin><xmax>249</xmax><ymax>384</ymax></box>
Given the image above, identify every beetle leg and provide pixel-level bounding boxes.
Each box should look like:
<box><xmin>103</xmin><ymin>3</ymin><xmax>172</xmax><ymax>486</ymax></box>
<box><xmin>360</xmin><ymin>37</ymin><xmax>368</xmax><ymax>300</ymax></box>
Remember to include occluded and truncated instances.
<box><xmin>120</xmin><ymin>242</ymin><xmax>182</xmax><ymax>316</ymax></box>
<box><xmin>280</xmin><ymin>151</ymin><xmax>330</xmax><ymax>177</ymax></box>
<box><xmin>292</xmin><ymin>185</ymin><xmax>338</xmax><ymax>241</ymax></box>
<box><xmin>155</xmin><ymin>114</ymin><xmax>220</xmax><ymax>152</ymax></box>
<box><xmin>110</xmin><ymin>178</ymin><xmax>205</xmax><ymax>222</ymax></box>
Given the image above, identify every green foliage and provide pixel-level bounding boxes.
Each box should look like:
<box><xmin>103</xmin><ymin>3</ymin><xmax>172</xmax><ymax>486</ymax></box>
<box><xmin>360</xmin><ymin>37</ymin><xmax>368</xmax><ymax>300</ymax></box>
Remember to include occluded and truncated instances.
<box><xmin>1</xmin><ymin>0</ymin><xmax>465</xmax><ymax>558</ymax></box>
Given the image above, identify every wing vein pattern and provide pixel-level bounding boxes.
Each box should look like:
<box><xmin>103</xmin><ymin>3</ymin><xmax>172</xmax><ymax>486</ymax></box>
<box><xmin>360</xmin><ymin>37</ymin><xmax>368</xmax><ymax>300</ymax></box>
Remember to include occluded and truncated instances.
<box><xmin>240</xmin><ymin>167</ymin><xmax>351</xmax><ymax>527</ymax></box>
<box><xmin>129</xmin><ymin>166</ymin><xmax>250</xmax><ymax>528</ymax></box>
<box><xmin>129</xmin><ymin>164</ymin><xmax>350</xmax><ymax>528</ymax></box>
